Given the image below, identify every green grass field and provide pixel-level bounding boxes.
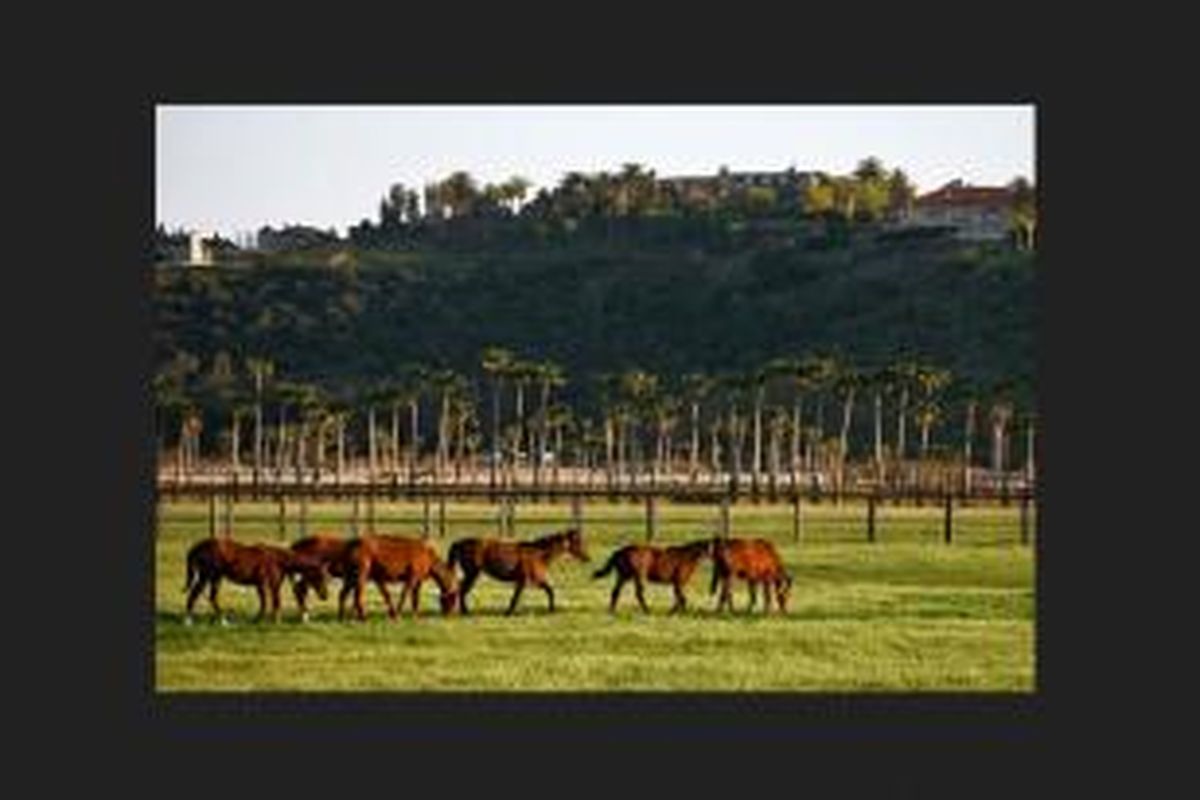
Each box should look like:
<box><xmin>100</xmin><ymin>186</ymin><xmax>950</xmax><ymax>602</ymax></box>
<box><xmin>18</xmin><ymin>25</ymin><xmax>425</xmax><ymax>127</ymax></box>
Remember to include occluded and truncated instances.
<box><xmin>154</xmin><ymin>499</ymin><xmax>1035</xmax><ymax>692</ymax></box>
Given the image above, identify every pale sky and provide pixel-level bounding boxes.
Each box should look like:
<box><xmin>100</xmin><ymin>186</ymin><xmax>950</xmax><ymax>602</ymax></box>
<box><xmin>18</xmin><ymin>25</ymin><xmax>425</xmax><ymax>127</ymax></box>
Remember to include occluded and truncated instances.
<box><xmin>156</xmin><ymin>105</ymin><xmax>1036</xmax><ymax>239</ymax></box>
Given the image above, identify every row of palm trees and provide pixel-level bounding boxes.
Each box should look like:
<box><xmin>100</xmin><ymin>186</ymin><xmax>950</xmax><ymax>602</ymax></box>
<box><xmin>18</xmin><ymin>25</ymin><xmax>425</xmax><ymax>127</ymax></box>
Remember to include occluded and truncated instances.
<box><xmin>153</xmin><ymin>347</ymin><xmax>1034</xmax><ymax>493</ymax></box>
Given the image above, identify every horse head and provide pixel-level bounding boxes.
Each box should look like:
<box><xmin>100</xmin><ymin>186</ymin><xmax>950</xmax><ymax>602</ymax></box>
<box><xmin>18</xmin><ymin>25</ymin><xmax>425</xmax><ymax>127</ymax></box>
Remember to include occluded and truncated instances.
<box><xmin>564</xmin><ymin>527</ymin><xmax>590</xmax><ymax>562</ymax></box>
<box><xmin>774</xmin><ymin>572</ymin><xmax>794</xmax><ymax>613</ymax></box>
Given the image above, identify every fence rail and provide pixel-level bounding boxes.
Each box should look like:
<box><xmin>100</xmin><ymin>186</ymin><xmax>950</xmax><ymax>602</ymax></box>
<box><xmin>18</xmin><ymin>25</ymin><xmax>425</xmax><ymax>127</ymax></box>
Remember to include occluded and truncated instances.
<box><xmin>155</xmin><ymin>474</ymin><xmax>1036</xmax><ymax>547</ymax></box>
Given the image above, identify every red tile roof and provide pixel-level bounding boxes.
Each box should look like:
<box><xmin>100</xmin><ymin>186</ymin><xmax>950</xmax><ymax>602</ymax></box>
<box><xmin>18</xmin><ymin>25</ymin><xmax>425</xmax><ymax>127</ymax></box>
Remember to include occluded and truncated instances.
<box><xmin>916</xmin><ymin>183</ymin><xmax>1014</xmax><ymax>209</ymax></box>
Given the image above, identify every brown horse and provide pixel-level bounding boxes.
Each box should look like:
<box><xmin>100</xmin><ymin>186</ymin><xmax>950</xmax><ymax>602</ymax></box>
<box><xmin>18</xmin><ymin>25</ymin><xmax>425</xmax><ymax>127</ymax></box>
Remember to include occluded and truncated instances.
<box><xmin>289</xmin><ymin>533</ymin><xmax>354</xmax><ymax>621</ymax></box>
<box><xmin>592</xmin><ymin>539</ymin><xmax>714</xmax><ymax>613</ymax></box>
<box><xmin>446</xmin><ymin>528</ymin><xmax>589</xmax><ymax>615</ymax></box>
<box><xmin>710</xmin><ymin>537</ymin><xmax>793</xmax><ymax>614</ymax></box>
<box><xmin>183</xmin><ymin>538</ymin><xmax>329</xmax><ymax>624</ymax></box>
<box><xmin>339</xmin><ymin>535</ymin><xmax>459</xmax><ymax>621</ymax></box>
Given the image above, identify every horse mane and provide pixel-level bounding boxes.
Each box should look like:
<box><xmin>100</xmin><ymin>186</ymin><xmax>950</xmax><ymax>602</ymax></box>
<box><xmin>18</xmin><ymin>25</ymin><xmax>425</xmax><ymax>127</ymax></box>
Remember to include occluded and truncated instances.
<box><xmin>525</xmin><ymin>528</ymin><xmax>576</xmax><ymax>549</ymax></box>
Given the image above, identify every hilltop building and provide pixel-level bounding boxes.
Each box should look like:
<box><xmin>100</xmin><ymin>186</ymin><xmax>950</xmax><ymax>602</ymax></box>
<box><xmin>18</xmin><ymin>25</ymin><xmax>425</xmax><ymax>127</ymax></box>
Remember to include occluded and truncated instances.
<box><xmin>909</xmin><ymin>180</ymin><xmax>1017</xmax><ymax>242</ymax></box>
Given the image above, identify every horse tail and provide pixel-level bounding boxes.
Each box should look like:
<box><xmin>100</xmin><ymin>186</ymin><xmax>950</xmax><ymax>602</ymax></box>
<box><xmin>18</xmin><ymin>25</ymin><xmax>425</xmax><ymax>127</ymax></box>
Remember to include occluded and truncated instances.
<box><xmin>592</xmin><ymin>549</ymin><xmax>620</xmax><ymax>579</ymax></box>
<box><xmin>183</xmin><ymin>550</ymin><xmax>197</xmax><ymax>594</ymax></box>
<box><xmin>446</xmin><ymin>540</ymin><xmax>464</xmax><ymax>572</ymax></box>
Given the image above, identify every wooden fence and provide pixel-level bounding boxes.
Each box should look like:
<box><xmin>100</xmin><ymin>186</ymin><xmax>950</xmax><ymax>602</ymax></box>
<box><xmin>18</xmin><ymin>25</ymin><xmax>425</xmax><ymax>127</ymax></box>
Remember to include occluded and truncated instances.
<box><xmin>157</xmin><ymin>476</ymin><xmax>1035</xmax><ymax>547</ymax></box>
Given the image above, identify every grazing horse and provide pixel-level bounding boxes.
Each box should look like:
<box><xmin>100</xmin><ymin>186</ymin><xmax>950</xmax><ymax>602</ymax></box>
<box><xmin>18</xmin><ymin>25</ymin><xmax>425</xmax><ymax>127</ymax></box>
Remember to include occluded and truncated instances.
<box><xmin>592</xmin><ymin>539</ymin><xmax>714</xmax><ymax>613</ymax></box>
<box><xmin>710</xmin><ymin>537</ymin><xmax>793</xmax><ymax>614</ymax></box>
<box><xmin>289</xmin><ymin>534</ymin><xmax>354</xmax><ymax>621</ymax></box>
<box><xmin>183</xmin><ymin>538</ymin><xmax>329</xmax><ymax>624</ymax></box>
<box><xmin>339</xmin><ymin>535</ymin><xmax>459</xmax><ymax>622</ymax></box>
<box><xmin>446</xmin><ymin>528</ymin><xmax>589</xmax><ymax>615</ymax></box>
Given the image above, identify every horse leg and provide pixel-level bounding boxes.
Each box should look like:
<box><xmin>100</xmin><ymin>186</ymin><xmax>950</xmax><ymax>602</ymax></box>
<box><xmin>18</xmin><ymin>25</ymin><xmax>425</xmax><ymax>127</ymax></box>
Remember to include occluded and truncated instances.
<box><xmin>670</xmin><ymin>580</ymin><xmax>687</xmax><ymax>614</ymax></box>
<box><xmin>376</xmin><ymin>580</ymin><xmax>397</xmax><ymax>620</ymax></box>
<box><xmin>505</xmin><ymin>579</ymin><xmax>527</xmax><ymax>616</ymax></box>
<box><xmin>609</xmin><ymin>576</ymin><xmax>627</xmax><ymax>613</ymax></box>
<box><xmin>634</xmin><ymin>576</ymin><xmax>650</xmax><ymax>614</ymax></box>
<box><xmin>458</xmin><ymin>569</ymin><xmax>479</xmax><ymax>615</ymax></box>
<box><xmin>208</xmin><ymin>578</ymin><xmax>225</xmax><ymax>623</ymax></box>
<box><xmin>539</xmin><ymin>580</ymin><xmax>555</xmax><ymax>613</ymax></box>
<box><xmin>271</xmin><ymin>578</ymin><xmax>283</xmax><ymax>623</ymax></box>
<box><xmin>410</xmin><ymin>580</ymin><xmax>423</xmax><ymax>615</ymax></box>
<box><xmin>338</xmin><ymin>578</ymin><xmax>354</xmax><ymax>621</ymax></box>
<box><xmin>185</xmin><ymin>577</ymin><xmax>206</xmax><ymax>623</ymax></box>
<box><xmin>761</xmin><ymin>581</ymin><xmax>773</xmax><ymax>614</ymax></box>
<box><xmin>353</xmin><ymin>569</ymin><xmax>369</xmax><ymax>622</ymax></box>
<box><xmin>747</xmin><ymin>581</ymin><xmax>758</xmax><ymax>613</ymax></box>
<box><xmin>718</xmin><ymin>577</ymin><xmax>733</xmax><ymax>613</ymax></box>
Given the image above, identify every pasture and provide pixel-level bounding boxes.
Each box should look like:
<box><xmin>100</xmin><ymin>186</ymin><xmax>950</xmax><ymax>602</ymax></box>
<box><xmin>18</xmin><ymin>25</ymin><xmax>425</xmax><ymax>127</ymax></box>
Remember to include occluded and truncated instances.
<box><xmin>154</xmin><ymin>499</ymin><xmax>1035</xmax><ymax>691</ymax></box>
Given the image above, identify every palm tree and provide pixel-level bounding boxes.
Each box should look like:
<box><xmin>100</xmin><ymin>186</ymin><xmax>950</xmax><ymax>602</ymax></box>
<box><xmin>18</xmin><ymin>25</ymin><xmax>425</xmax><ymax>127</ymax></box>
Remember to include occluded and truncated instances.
<box><xmin>910</xmin><ymin>362</ymin><xmax>951</xmax><ymax>484</ymax></box>
<box><xmin>866</xmin><ymin>365</ymin><xmax>895</xmax><ymax>482</ymax></box>
<box><xmin>649</xmin><ymin>389</ymin><xmax>680</xmax><ymax>486</ymax></box>
<box><xmin>620</xmin><ymin>368</ymin><xmax>659</xmax><ymax>484</ymax></box>
<box><xmin>914</xmin><ymin>398</ymin><xmax>942</xmax><ymax>462</ymax></box>
<box><xmin>481</xmin><ymin>346</ymin><xmax>516</xmax><ymax>485</ymax></box>
<box><xmin>680</xmin><ymin>372</ymin><xmax>716</xmax><ymax>483</ymax></box>
<box><xmin>533</xmin><ymin>359</ymin><xmax>567</xmax><ymax>488</ymax></box>
<box><xmin>245</xmin><ymin>356</ymin><xmax>274</xmax><ymax>480</ymax></box>
<box><xmin>509</xmin><ymin>359</ymin><xmax>539</xmax><ymax>471</ymax></box>
<box><xmin>989</xmin><ymin>382</ymin><xmax>1016</xmax><ymax>475</ymax></box>
<box><xmin>546</xmin><ymin>402</ymin><xmax>573</xmax><ymax>486</ymax></box>
<box><xmin>832</xmin><ymin>361</ymin><xmax>862</xmax><ymax>496</ymax></box>
<box><xmin>718</xmin><ymin>371</ymin><xmax>752</xmax><ymax>491</ymax></box>
<box><xmin>1008</xmin><ymin>177</ymin><xmax>1036</xmax><ymax>250</ymax></box>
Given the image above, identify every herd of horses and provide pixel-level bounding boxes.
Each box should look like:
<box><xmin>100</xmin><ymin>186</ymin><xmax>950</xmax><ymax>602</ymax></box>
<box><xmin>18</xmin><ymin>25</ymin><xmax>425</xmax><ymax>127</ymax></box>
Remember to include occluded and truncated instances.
<box><xmin>181</xmin><ymin>528</ymin><xmax>794</xmax><ymax>624</ymax></box>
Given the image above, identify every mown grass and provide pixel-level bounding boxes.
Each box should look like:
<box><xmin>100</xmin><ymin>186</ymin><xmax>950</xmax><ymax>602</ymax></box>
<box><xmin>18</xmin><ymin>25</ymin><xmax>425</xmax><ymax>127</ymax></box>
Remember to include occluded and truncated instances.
<box><xmin>154</xmin><ymin>499</ymin><xmax>1035</xmax><ymax>692</ymax></box>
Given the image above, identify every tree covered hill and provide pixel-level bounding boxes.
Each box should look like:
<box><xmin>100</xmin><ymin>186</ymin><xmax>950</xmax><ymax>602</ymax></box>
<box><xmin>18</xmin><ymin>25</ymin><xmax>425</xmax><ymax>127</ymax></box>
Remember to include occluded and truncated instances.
<box><xmin>152</xmin><ymin>235</ymin><xmax>1034</xmax><ymax>420</ymax></box>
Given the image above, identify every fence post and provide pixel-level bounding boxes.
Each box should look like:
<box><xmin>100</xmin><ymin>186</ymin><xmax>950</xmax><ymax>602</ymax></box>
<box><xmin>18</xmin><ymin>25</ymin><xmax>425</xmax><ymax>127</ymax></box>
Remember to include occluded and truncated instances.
<box><xmin>224</xmin><ymin>488</ymin><xmax>233</xmax><ymax>538</ymax></box>
<box><xmin>351</xmin><ymin>493</ymin><xmax>360</xmax><ymax>537</ymax></box>
<box><xmin>793</xmin><ymin>492</ymin><xmax>803</xmax><ymax>543</ymax></box>
<box><xmin>438</xmin><ymin>495</ymin><xmax>447</xmax><ymax>539</ymax></box>
<box><xmin>719</xmin><ymin>493</ymin><xmax>731</xmax><ymax>539</ymax></box>
<box><xmin>1020</xmin><ymin>493</ymin><xmax>1030</xmax><ymax>546</ymax></box>
<box><xmin>646</xmin><ymin>494</ymin><xmax>657</xmax><ymax>541</ymax></box>
<box><xmin>943</xmin><ymin>493</ymin><xmax>953</xmax><ymax>544</ymax></box>
<box><xmin>496</xmin><ymin>496</ymin><xmax>506</xmax><ymax>536</ymax></box>
<box><xmin>422</xmin><ymin>494</ymin><xmax>431</xmax><ymax>539</ymax></box>
<box><xmin>208</xmin><ymin>493</ymin><xmax>216</xmax><ymax>539</ymax></box>
<box><xmin>367</xmin><ymin>490</ymin><xmax>376</xmax><ymax>535</ymax></box>
<box><xmin>508</xmin><ymin>496</ymin><xmax>517</xmax><ymax>537</ymax></box>
<box><xmin>867</xmin><ymin>493</ymin><xmax>877</xmax><ymax>543</ymax></box>
<box><xmin>571</xmin><ymin>494</ymin><xmax>583</xmax><ymax>534</ymax></box>
<box><xmin>299</xmin><ymin>490</ymin><xmax>308</xmax><ymax>537</ymax></box>
<box><xmin>277</xmin><ymin>490</ymin><xmax>286</xmax><ymax>541</ymax></box>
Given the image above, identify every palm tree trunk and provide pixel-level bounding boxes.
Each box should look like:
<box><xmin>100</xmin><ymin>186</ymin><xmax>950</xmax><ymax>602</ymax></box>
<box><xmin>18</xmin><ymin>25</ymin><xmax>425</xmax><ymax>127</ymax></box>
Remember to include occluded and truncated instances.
<box><xmin>920</xmin><ymin>420</ymin><xmax>931</xmax><ymax>461</ymax></box>
<box><xmin>963</xmin><ymin>401</ymin><xmax>976</xmax><ymax>494</ymax></box>
<box><xmin>689</xmin><ymin>401</ymin><xmax>700</xmax><ymax>483</ymax></box>
<box><xmin>752</xmin><ymin>388</ymin><xmax>764</xmax><ymax>491</ymax></box>
<box><xmin>277</xmin><ymin>408</ymin><xmax>287</xmax><ymax>474</ymax></box>
<box><xmin>791</xmin><ymin>397</ymin><xmax>802</xmax><ymax>481</ymax></box>
<box><xmin>491</xmin><ymin>376</ymin><xmax>501</xmax><ymax>487</ymax></box>
<box><xmin>254</xmin><ymin>393</ymin><xmax>263</xmax><ymax>478</ymax></box>
<box><xmin>873</xmin><ymin>391</ymin><xmax>884</xmax><ymax>475</ymax></box>
<box><xmin>231</xmin><ymin>411</ymin><xmax>240</xmax><ymax>473</ymax></box>
<box><xmin>368</xmin><ymin>406</ymin><xmax>377</xmax><ymax>480</ymax></box>
<box><xmin>409</xmin><ymin>399</ymin><xmax>419</xmax><ymax>483</ymax></box>
<box><xmin>897</xmin><ymin>388</ymin><xmax>909</xmax><ymax>463</ymax></box>
<box><xmin>337</xmin><ymin>417</ymin><xmax>345</xmax><ymax>480</ymax></box>
<box><xmin>439</xmin><ymin>390</ymin><xmax>450</xmax><ymax>480</ymax></box>
<box><xmin>838</xmin><ymin>388</ymin><xmax>855</xmax><ymax>496</ymax></box>
<box><xmin>1025</xmin><ymin>419</ymin><xmax>1035</xmax><ymax>483</ymax></box>
<box><xmin>391</xmin><ymin>404</ymin><xmax>400</xmax><ymax>476</ymax></box>
<box><xmin>604</xmin><ymin>415</ymin><xmax>615</xmax><ymax>486</ymax></box>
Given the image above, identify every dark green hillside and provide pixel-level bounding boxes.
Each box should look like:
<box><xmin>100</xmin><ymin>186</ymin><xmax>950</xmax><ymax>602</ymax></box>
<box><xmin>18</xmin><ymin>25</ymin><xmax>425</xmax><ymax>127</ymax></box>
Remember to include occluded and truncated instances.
<box><xmin>152</xmin><ymin>238</ymin><xmax>1033</xmax><ymax>433</ymax></box>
